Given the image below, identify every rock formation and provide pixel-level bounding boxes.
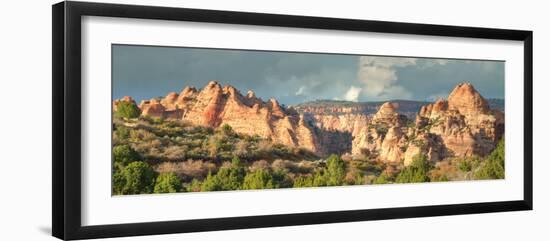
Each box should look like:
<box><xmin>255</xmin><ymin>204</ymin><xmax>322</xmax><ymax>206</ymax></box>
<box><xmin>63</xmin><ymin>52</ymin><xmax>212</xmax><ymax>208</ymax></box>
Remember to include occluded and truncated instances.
<box><xmin>112</xmin><ymin>96</ymin><xmax>136</xmax><ymax>111</ymax></box>
<box><xmin>405</xmin><ymin>83</ymin><xmax>504</xmax><ymax>165</ymax></box>
<box><xmin>115</xmin><ymin>81</ymin><xmax>503</xmax><ymax>165</ymax></box>
<box><xmin>301</xmin><ymin>82</ymin><xmax>503</xmax><ymax>166</ymax></box>
<box><xmin>126</xmin><ymin>81</ymin><xmax>320</xmax><ymax>153</ymax></box>
<box><xmin>351</xmin><ymin>102</ymin><xmax>409</xmax><ymax>163</ymax></box>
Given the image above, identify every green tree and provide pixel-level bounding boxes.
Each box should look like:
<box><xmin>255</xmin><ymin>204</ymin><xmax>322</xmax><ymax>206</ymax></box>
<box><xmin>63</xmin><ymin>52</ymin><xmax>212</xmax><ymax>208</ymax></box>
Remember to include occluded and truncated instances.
<box><xmin>112</xmin><ymin>161</ymin><xmax>156</xmax><ymax>195</ymax></box>
<box><xmin>113</xmin><ymin>144</ymin><xmax>141</xmax><ymax>170</ymax></box>
<box><xmin>115</xmin><ymin>125</ymin><xmax>130</xmax><ymax>140</ymax></box>
<box><xmin>242</xmin><ymin>169</ymin><xmax>274</xmax><ymax>190</ymax></box>
<box><xmin>325</xmin><ymin>154</ymin><xmax>346</xmax><ymax>186</ymax></box>
<box><xmin>373</xmin><ymin>172</ymin><xmax>391</xmax><ymax>184</ymax></box>
<box><xmin>271</xmin><ymin>169</ymin><xmax>293</xmax><ymax>188</ymax></box>
<box><xmin>312</xmin><ymin>170</ymin><xmax>328</xmax><ymax>186</ymax></box>
<box><xmin>200</xmin><ymin>171</ymin><xmax>222</xmax><ymax>191</ymax></box>
<box><xmin>395</xmin><ymin>154</ymin><xmax>431</xmax><ymax>183</ymax></box>
<box><xmin>186</xmin><ymin>179</ymin><xmax>203</xmax><ymax>192</ymax></box>
<box><xmin>115</xmin><ymin>101</ymin><xmax>141</xmax><ymax>119</ymax></box>
<box><xmin>201</xmin><ymin>156</ymin><xmax>246</xmax><ymax>191</ymax></box>
<box><xmin>293</xmin><ymin>175</ymin><xmax>315</xmax><ymax>188</ymax></box>
<box><xmin>154</xmin><ymin>172</ymin><xmax>183</xmax><ymax>193</ymax></box>
<box><xmin>475</xmin><ymin>138</ymin><xmax>505</xmax><ymax>179</ymax></box>
<box><xmin>221</xmin><ymin>124</ymin><xmax>234</xmax><ymax>136</ymax></box>
<box><xmin>458</xmin><ymin>159</ymin><xmax>473</xmax><ymax>172</ymax></box>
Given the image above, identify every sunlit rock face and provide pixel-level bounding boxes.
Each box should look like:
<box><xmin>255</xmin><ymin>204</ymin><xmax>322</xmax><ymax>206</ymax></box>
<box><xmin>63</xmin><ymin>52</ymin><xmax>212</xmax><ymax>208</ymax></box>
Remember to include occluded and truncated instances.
<box><xmin>131</xmin><ymin>81</ymin><xmax>320</xmax><ymax>153</ymax></box>
<box><xmin>122</xmin><ymin>82</ymin><xmax>503</xmax><ymax>163</ymax></box>
<box><xmin>402</xmin><ymin>82</ymin><xmax>504</xmax><ymax>165</ymax></box>
<box><xmin>335</xmin><ymin>83</ymin><xmax>501</xmax><ymax>165</ymax></box>
<box><xmin>350</xmin><ymin>102</ymin><xmax>409</xmax><ymax>163</ymax></box>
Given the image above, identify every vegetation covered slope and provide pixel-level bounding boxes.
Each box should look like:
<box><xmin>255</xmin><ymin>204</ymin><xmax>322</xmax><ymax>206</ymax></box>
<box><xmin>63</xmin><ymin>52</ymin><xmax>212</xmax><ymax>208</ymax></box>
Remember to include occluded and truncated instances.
<box><xmin>111</xmin><ymin>102</ymin><xmax>505</xmax><ymax>195</ymax></box>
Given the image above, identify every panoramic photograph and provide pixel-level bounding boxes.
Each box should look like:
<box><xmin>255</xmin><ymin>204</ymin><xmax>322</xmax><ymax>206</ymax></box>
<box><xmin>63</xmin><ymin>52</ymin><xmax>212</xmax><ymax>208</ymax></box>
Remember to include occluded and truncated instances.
<box><xmin>111</xmin><ymin>44</ymin><xmax>505</xmax><ymax>195</ymax></box>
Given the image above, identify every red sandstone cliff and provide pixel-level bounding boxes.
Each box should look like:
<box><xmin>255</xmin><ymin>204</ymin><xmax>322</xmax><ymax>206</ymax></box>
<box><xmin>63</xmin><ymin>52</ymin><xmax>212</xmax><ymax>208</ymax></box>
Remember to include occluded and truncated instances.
<box><xmin>134</xmin><ymin>81</ymin><xmax>320</xmax><ymax>153</ymax></box>
<box><xmin>115</xmin><ymin>82</ymin><xmax>503</xmax><ymax>164</ymax></box>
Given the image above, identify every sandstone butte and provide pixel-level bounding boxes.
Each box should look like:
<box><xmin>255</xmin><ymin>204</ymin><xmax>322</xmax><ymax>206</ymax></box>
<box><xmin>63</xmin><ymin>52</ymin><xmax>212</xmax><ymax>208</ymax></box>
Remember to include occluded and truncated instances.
<box><xmin>116</xmin><ymin>81</ymin><xmax>319</xmax><ymax>153</ymax></box>
<box><xmin>114</xmin><ymin>81</ymin><xmax>504</xmax><ymax>166</ymax></box>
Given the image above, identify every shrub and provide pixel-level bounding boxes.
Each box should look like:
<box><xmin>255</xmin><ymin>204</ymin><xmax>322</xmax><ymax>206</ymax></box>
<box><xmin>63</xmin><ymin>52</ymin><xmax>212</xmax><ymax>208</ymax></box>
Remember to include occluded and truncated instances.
<box><xmin>292</xmin><ymin>156</ymin><xmax>346</xmax><ymax>188</ymax></box>
<box><xmin>429</xmin><ymin>160</ymin><xmax>458</xmax><ymax>181</ymax></box>
<box><xmin>234</xmin><ymin>139</ymin><xmax>250</xmax><ymax>158</ymax></box>
<box><xmin>155</xmin><ymin>160</ymin><xmax>215</xmax><ymax>181</ymax></box>
<box><xmin>115</xmin><ymin>125</ymin><xmax>130</xmax><ymax>140</ymax></box>
<box><xmin>395</xmin><ymin>154</ymin><xmax>431</xmax><ymax>183</ymax></box>
<box><xmin>221</xmin><ymin>124</ymin><xmax>234</xmax><ymax>136</ymax></box>
<box><xmin>432</xmin><ymin>175</ymin><xmax>449</xmax><ymax>182</ymax></box>
<box><xmin>474</xmin><ymin>138</ymin><xmax>505</xmax><ymax>179</ymax></box>
<box><xmin>129</xmin><ymin>128</ymin><xmax>156</xmax><ymax>142</ymax></box>
<box><xmin>344</xmin><ymin>167</ymin><xmax>364</xmax><ymax>185</ymax></box>
<box><xmin>242</xmin><ymin>169</ymin><xmax>275</xmax><ymax>190</ymax></box>
<box><xmin>113</xmin><ymin>144</ymin><xmax>141</xmax><ymax>170</ymax></box>
<box><xmin>186</xmin><ymin>179</ymin><xmax>202</xmax><ymax>192</ymax></box>
<box><xmin>163</xmin><ymin>145</ymin><xmax>187</xmax><ymax>161</ymax></box>
<box><xmin>200</xmin><ymin>172</ymin><xmax>223</xmax><ymax>191</ymax></box>
<box><xmin>113</xmin><ymin>161</ymin><xmax>156</xmax><ymax>195</ymax></box>
<box><xmin>271</xmin><ymin>169</ymin><xmax>293</xmax><ymax>188</ymax></box>
<box><xmin>325</xmin><ymin>154</ymin><xmax>346</xmax><ymax>186</ymax></box>
<box><xmin>201</xmin><ymin>156</ymin><xmax>246</xmax><ymax>191</ymax></box>
<box><xmin>458</xmin><ymin>159</ymin><xmax>473</xmax><ymax>172</ymax></box>
<box><xmin>206</xmin><ymin>135</ymin><xmax>222</xmax><ymax>158</ymax></box>
<box><xmin>312</xmin><ymin>170</ymin><xmax>328</xmax><ymax>186</ymax></box>
<box><xmin>373</xmin><ymin>172</ymin><xmax>391</xmax><ymax>184</ymax></box>
<box><xmin>154</xmin><ymin>172</ymin><xmax>183</xmax><ymax>193</ymax></box>
<box><xmin>372</xmin><ymin>123</ymin><xmax>388</xmax><ymax>136</ymax></box>
<box><xmin>115</xmin><ymin>101</ymin><xmax>141</xmax><ymax>119</ymax></box>
<box><xmin>249</xmin><ymin>160</ymin><xmax>270</xmax><ymax>172</ymax></box>
<box><xmin>293</xmin><ymin>175</ymin><xmax>314</xmax><ymax>188</ymax></box>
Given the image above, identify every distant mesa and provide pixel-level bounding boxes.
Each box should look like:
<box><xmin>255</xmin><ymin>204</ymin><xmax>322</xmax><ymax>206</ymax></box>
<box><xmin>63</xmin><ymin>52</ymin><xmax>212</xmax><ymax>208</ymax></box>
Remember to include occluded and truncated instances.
<box><xmin>114</xmin><ymin>81</ymin><xmax>504</xmax><ymax>165</ymax></box>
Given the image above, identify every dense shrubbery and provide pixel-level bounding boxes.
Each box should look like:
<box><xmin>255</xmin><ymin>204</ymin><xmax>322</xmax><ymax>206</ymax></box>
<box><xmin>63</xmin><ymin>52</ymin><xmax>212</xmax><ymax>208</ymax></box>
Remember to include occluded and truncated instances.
<box><xmin>395</xmin><ymin>154</ymin><xmax>431</xmax><ymax>183</ymax></box>
<box><xmin>292</xmin><ymin>155</ymin><xmax>348</xmax><ymax>187</ymax></box>
<box><xmin>324</xmin><ymin>154</ymin><xmax>347</xmax><ymax>186</ymax></box>
<box><xmin>113</xmin><ymin>144</ymin><xmax>141</xmax><ymax>170</ymax></box>
<box><xmin>113</xmin><ymin>161</ymin><xmax>156</xmax><ymax>195</ymax></box>
<box><xmin>115</xmin><ymin>101</ymin><xmax>141</xmax><ymax>119</ymax></box>
<box><xmin>154</xmin><ymin>172</ymin><xmax>183</xmax><ymax>193</ymax></box>
<box><xmin>200</xmin><ymin>157</ymin><xmax>246</xmax><ymax>191</ymax></box>
<box><xmin>243</xmin><ymin>169</ymin><xmax>276</xmax><ymax>189</ymax></box>
<box><xmin>112</xmin><ymin>116</ymin><xmax>317</xmax><ymax>163</ymax></box>
<box><xmin>474</xmin><ymin>138</ymin><xmax>505</xmax><ymax>179</ymax></box>
<box><xmin>372</xmin><ymin>172</ymin><xmax>391</xmax><ymax>184</ymax></box>
<box><xmin>111</xmin><ymin>116</ymin><xmax>505</xmax><ymax>195</ymax></box>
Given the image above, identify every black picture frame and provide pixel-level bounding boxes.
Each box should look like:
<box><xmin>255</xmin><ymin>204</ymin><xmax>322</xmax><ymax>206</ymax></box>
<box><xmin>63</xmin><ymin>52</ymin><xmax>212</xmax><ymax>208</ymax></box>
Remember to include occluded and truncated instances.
<box><xmin>52</xmin><ymin>1</ymin><xmax>533</xmax><ymax>240</ymax></box>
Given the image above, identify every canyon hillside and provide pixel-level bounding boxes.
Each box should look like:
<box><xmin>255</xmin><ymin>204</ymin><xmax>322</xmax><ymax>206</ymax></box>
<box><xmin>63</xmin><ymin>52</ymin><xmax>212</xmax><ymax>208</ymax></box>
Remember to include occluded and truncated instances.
<box><xmin>114</xmin><ymin>81</ymin><xmax>504</xmax><ymax>166</ymax></box>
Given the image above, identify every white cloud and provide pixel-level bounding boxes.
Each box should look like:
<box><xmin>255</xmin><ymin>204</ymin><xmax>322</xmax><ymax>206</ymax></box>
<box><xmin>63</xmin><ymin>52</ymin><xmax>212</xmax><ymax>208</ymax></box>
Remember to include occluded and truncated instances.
<box><xmin>357</xmin><ymin>56</ymin><xmax>415</xmax><ymax>100</ymax></box>
<box><xmin>356</xmin><ymin>56</ymin><xmax>458</xmax><ymax>101</ymax></box>
<box><xmin>344</xmin><ymin>86</ymin><xmax>362</xmax><ymax>102</ymax></box>
<box><xmin>295</xmin><ymin>86</ymin><xmax>306</xmax><ymax>96</ymax></box>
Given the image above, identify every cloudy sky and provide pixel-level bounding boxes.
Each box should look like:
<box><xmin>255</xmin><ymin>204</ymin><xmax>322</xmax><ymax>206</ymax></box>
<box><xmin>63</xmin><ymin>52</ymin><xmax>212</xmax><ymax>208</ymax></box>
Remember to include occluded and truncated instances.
<box><xmin>113</xmin><ymin>44</ymin><xmax>504</xmax><ymax>105</ymax></box>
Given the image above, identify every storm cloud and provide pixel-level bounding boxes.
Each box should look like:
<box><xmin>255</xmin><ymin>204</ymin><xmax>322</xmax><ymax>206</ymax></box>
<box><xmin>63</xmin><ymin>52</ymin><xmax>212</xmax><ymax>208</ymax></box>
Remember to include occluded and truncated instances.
<box><xmin>113</xmin><ymin>45</ymin><xmax>504</xmax><ymax>105</ymax></box>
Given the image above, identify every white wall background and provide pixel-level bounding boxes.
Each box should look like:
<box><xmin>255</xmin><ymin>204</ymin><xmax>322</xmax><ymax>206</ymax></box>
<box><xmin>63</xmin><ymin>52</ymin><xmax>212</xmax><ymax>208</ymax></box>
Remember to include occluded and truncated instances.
<box><xmin>0</xmin><ymin>0</ymin><xmax>546</xmax><ymax>240</ymax></box>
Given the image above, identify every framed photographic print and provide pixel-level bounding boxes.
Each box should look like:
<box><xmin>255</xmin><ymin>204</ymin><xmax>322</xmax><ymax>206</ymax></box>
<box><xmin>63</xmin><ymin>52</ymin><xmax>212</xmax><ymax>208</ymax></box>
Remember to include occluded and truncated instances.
<box><xmin>52</xmin><ymin>1</ymin><xmax>533</xmax><ymax>240</ymax></box>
